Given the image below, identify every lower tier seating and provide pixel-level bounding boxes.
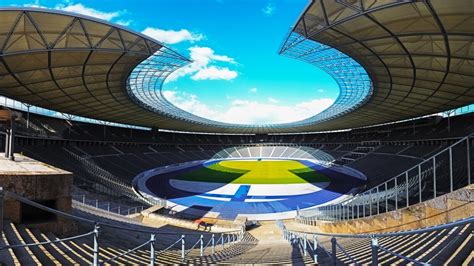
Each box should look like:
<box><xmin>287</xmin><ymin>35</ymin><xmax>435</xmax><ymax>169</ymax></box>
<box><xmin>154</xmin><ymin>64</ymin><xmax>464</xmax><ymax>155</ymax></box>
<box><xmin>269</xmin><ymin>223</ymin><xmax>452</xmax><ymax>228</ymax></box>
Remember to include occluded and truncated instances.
<box><xmin>0</xmin><ymin>219</ymin><xmax>256</xmax><ymax>265</ymax></box>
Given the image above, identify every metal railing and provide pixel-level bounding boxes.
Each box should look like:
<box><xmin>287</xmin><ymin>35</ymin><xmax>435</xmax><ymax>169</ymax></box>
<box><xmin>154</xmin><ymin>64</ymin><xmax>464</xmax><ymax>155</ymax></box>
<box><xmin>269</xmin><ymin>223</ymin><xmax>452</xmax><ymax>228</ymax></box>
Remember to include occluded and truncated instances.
<box><xmin>0</xmin><ymin>189</ymin><xmax>245</xmax><ymax>265</ymax></box>
<box><xmin>297</xmin><ymin>134</ymin><xmax>473</xmax><ymax>223</ymax></box>
<box><xmin>73</xmin><ymin>194</ymin><xmax>147</xmax><ymax>216</ymax></box>
<box><xmin>277</xmin><ymin>217</ymin><xmax>473</xmax><ymax>265</ymax></box>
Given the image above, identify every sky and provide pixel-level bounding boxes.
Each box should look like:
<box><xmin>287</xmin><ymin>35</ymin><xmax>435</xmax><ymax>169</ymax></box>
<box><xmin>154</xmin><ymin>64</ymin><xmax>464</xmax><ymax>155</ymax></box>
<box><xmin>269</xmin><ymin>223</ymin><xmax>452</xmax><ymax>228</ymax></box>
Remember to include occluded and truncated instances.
<box><xmin>2</xmin><ymin>0</ymin><xmax>340</xmax><ymax>125</ymax></box>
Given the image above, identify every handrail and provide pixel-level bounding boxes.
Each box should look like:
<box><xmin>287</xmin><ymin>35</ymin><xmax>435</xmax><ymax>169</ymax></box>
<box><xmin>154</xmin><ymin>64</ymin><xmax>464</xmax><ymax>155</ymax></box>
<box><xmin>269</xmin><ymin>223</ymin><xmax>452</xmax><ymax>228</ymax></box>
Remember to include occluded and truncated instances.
<box><xmin>184</xmin><ymin>236</ymin><xmax>202</xmax><ymax>257</ymax></box>
<box><xmin>155</xmin><ymin>237</ymin><xmax>183</xmax><ymax>255</ymax></box>
<box><xmin>202</xmin><ymin>234</ymin><xmax>214</xmax><ymax>251</ymax></box>
<box><xmin>298</xmin><ymin>133</ymin><xmax>473</xmax><ymax>220</ymax></box>
<box><xmin>377</xmin><ymin>244</ymin><xmax>428</xmax><ymax>265</ymax></box>
<box><xmin>1</xmin><ymin>189</ymin><xmax>248</xmax><ymax>265</ymax></box>
<box><xmin>345</xmin><ymin>134</ymin><xmax>472</xmax><ymax>204</ymax></box>
<box><xmin>335</xmin><ymin>241</ymin><xmax>359</xmax><ymax>265</ymax></box>
<box><xmin>0</xmin><ymin>230</ymin><xmax>95</xmax><ymax>250</ymax></box>
<box><xmin>101</xmin><ymin>238</ymin><xmax>152</xmax><ymax>265</ymax></box>
<box><xmin>5</xmin><ymin>190</ymin><xmax>243</xmax><ymax>235</ymax></box>
<box><xmin>277</xmin><ymin>218</ymin><xmax>473</xmax><ymax>265</ymax></box>
<box><xmin>285</xmin><ymin>216</ymin><xmax>473</xmax><ymax>239</ymax></box>
<box><xmin>73</xmin><ymin>194</ymin><xmax>145</xmax><ymax>216</ymax></box>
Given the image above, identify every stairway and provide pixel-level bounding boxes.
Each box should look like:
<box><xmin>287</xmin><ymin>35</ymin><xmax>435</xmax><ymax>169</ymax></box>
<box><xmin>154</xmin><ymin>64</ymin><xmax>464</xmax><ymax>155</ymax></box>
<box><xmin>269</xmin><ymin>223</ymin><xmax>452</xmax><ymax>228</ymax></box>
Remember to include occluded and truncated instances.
<box><xmin>339</xmin><ymin>141</ymin><xmax>380</xmax><ymax>165</ymax></box>
<box><xmin>0</xmin><ymin>220</ymin><xmax>254</xmax><ymax>265</ymax></box>
<box><xmin>218</xmin><ymin>222</ymin><xmax>312</xmax><ymax>264</ymax></box>
<box><xmin>1</xmin><ymin>219</ymin><xmax>471</xmax><ymax>265</ymax></box>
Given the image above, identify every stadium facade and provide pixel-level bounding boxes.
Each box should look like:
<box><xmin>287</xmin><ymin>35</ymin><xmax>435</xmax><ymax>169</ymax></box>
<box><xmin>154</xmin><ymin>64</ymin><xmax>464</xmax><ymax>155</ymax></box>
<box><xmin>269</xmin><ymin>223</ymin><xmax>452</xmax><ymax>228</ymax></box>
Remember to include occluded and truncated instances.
<box><xmin>0</xmin><ymin>1</ymin><xmax>472</xmax><ymax>265</ymax></box>
<box><xmin>0</xmin><ymin>0</ymin><xmax>472</xmax><ymax>133</ymax></box>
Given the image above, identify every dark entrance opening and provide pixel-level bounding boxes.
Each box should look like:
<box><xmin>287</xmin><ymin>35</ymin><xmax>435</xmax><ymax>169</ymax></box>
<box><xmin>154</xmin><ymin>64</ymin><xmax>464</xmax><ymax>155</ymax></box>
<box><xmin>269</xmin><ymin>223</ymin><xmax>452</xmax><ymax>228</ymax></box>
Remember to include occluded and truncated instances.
<box><xmin>21</xmin><ymin>200</ymin><xmax>57</xmax><ymax>224</ymax></box>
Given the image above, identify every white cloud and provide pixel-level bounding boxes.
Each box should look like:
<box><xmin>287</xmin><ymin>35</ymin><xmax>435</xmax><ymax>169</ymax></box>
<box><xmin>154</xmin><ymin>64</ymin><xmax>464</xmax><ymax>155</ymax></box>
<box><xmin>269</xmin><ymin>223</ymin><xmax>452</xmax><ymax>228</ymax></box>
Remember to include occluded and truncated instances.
<box><xmin>142</xmin><ymin>28</ymin><xmax>204</xmax><ymax>44</ymax></box>
<box><xmin>167</xmin><ymin>46</ymin><xmax>238</xmax><ymax>82</ymax></box>
<box><xmin>219</xmin><ymin>98</ymin><xmax>334</xmax><ymax>124</ymax></box>
<box><xmin>188</xmin><ymin>46</ymin><xmax>235</xmax><ymax>65</ymax></box>
<box><xmin>25</xmin><ymin>1</ymin><xmax>130</xmax><ymax>24</ymax></box>
<box><xmin>116</xmin><ymin>20</ymin><xmax>132</xmax><ymax>26</ymax></box>
<box><xmin>262</xmin><ymin>3</ymin><xmax>276</xmax><ymax>16</ymax></box>
<box><xmin>192</xmin><ymin>66</ymin><xmax>237</xmax><ymax>80</ymax></box>
<box><xmin>23</xmin><ymin>0</ymin><xmax>45</xmax><ymax>8</ymax></box>
<box><xmin>249</xmin><ymin>88</ymin><xmax>258</xmax><ymax>93</ymax></box>
<box><xmin>163</xmin><ymin>90</ymin><xmax>334</xmax><ymax>124</ymax></box>
<box><xmin>163</xmin><ymin>90</ymin><xmax>217</xmax><ymax>118</ymax></box>
<box><xmin>317</xmin><ymin>89</ymin><xmax>325</xmax><ymax>93</ymax></box>
<box><xmin>268</xmin><ymin>97</ymin><xmax>278</xmax><ymax>103</ymax></box>
<box><xmin>57</xmin><ymin>3</ymin><xmax>122</xmax><ymax>21</ymax></box>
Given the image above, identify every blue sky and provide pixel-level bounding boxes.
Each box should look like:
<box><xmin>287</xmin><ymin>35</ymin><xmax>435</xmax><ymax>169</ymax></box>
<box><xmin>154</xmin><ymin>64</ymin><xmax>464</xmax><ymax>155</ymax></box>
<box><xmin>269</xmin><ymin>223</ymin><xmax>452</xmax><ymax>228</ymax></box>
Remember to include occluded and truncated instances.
<box><xmin>2</xmin><ymin>0</ymin><xmax>340</xmax><ymax>124</ymax></box>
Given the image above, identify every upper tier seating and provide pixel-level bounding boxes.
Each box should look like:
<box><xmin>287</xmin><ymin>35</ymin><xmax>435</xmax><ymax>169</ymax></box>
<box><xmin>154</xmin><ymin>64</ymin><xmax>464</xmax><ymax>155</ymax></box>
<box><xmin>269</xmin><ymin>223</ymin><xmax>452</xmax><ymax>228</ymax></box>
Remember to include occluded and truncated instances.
<box><xmin>6</xmin><ymin>109</ymin><xmax>474</xmax><ymax>145</ymax></box>
<box><xmin>347</xmin><ymin>154</ymin><xmax>421</xmax><ymax>187</ymax></box>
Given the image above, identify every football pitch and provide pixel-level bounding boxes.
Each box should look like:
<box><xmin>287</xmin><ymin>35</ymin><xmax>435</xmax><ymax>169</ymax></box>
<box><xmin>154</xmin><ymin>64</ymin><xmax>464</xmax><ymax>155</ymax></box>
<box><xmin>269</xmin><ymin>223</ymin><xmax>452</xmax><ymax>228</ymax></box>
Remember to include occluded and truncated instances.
<box><xmin>172</xmin><ymin>160</ymin><xmax>329</xmax><ymax>184</ymax></box>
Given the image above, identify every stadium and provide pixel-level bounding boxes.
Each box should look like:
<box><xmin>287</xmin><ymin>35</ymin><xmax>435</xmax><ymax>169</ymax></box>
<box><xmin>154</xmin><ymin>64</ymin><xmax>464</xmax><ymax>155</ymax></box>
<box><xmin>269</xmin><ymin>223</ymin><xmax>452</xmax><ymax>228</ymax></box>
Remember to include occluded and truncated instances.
<box><xmin>0</xmin><ymin>0</ymin><xmax>472</xmax><ymax>264</ymax></box>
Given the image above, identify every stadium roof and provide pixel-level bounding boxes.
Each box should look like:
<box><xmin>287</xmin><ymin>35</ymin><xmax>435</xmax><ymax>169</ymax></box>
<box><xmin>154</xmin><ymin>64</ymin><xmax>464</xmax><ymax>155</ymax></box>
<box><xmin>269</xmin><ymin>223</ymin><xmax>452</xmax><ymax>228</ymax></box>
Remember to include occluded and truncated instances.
<box><xmin>0</xmin><ymin>2</ymin><xmax>472</xmax><ymax>134</ymax></box>
<box><xmin>280</xmin><ymin>0</ymin><xmax>474</xmax><ymax>131</ymax></box>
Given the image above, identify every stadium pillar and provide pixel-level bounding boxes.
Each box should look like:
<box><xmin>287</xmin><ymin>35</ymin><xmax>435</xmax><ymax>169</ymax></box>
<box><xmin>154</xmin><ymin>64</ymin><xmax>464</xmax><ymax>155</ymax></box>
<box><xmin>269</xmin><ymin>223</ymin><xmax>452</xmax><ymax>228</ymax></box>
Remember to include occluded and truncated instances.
<box><xmin>449</xmin><ymin>147</ymin><xmax>453</xmax><ymax>192</ymax></box>
<box><xmin>4</xmin><ymin>127</ymin><xmax>10</xmax><ymax>159</ymax></box>
<box><xmin>369</xmin><ymin>191</ymin><xmax>372</xmax><ymax>216</ymax></box>
<box><xmin>200</xmin><ymin>235</ymin><xmax>204</xmax><ymax>257</ymax></box>
<box><xmin>371</xmin><ymin>238</ymin><xmax>379</xmax><ymax>266</ymax></box>
<box><xmin>331</xmin><ymin>237</ymin><xmax>337</xmax><ymax>265</ymax></box>
<box><xmin>92</xmin><ymin>224</ymin><xmax>100</xmax><ymax>266</ymax></box>
<box><xmin>418</xmin><ymin>165</ymin><xmax>422</xmax><ymax>203</ymax></box>
<box><xmin>433</xmin><ymin>157</ymin><xmax>437</xmax><ymax>198</ymax></box>
<box><xmin>405</xmin><ymin>172</ymin><xmax>409</xmax><ymax>207</ymax></box>
<box><xmin>211</xmin><ymin>234</ymin><xmax>215</xmax><ymax>253</ymax></box>
<box><xmin>303</xmin><ymin>233</ymin><xmax>307</xmax><ymax>256</ymax></box>
<box><xmin>150</xmin><ymin>234</ymin><xmax>156</xmax><ymax>266</ymax></box>
<box><xmin>394</xmin><ymin>178</ymin><xmax>398</xmax><ymax>210</ymax></box>
<box><xmin>313</xmin><ymin>235</ymin><xmax>318</xmax><ymax>264</ymax></box>
<box><xmin>0</xmin><ymin>187</ymin><xmax>4</xmax><ymax>234</ymax></box>
<box><xmin>8</xmin><ymin>118</ymin><xmax>14</xmax><ymax>161</ymax></box>
<box><xmin>376</xmin><ymin>187</ymin><xmax>380</xmax><ymax>215</ymax></box>
<box><xmin>467</xmin><ymin>138</ymin><xmax>471</xmax><ymax>184</ymax></box>
<box><xmin>1</xmin><ymin>111</ymin><xmax>19</xmax><ymax>160</ymax></box>
<box><xmin>26</xmin><ymin>105</ymin><xmax>30</xmax><ymax>129</ymax></box>
<box><xmin>181</xmin><ymin>235</ymin><xmax>185</xmax><ymax>260</ymax></box>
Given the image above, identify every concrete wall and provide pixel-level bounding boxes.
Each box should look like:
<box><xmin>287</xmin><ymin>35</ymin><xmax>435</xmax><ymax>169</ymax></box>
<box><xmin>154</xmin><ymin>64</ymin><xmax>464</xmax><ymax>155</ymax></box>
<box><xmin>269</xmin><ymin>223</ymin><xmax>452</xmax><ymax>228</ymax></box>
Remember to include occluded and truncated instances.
<box><xmin>309</xmin><ymin>184</ymin><xmax>473</xmax><ymax>234</ymax></box>
<box><xmin>1</xmin><ymin>172</ymin><xmax>75</xmax><ymax>235</ymax></box>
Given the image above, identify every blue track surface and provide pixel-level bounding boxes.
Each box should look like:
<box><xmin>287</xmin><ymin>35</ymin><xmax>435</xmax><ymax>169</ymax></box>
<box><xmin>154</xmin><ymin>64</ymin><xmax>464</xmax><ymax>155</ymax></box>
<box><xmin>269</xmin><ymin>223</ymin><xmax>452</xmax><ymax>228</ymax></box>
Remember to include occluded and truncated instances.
<box><xmin>231</xmin><ymin>185</ymin><xmax>250</xmax><ymax>202</ymax></box>
<box><xmin>145</xmin><ymin>159</ymin><xmax>365</xmax><ymax>219</ymax></box>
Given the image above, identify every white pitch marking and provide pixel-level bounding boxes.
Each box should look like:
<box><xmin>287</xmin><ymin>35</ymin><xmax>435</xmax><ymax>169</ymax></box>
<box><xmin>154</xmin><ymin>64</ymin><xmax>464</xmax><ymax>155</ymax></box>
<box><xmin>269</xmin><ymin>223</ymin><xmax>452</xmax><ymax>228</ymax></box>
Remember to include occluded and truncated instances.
<box><xmin>247</xmin><ymin>182</ymin><xmax>329</xmax><ymax>196</ymax></box>
<box><xmin>169</xmin><ymin>179</ymin><xmax>240</xmax><ymax>195</ymax></box>
<box><xmin>197</xmin><ymin>195</ymin><xmax>232</xmax><ymax>201</ymax></box>
<box><xmin>269</xmin><ymin>146</ymin><xmax>276</xmax><ymax>157</ymax></box>
<box><xmin>244</xmin><ymin>198</ymin><xmax>283</xmax><ymax>202</ymax></box>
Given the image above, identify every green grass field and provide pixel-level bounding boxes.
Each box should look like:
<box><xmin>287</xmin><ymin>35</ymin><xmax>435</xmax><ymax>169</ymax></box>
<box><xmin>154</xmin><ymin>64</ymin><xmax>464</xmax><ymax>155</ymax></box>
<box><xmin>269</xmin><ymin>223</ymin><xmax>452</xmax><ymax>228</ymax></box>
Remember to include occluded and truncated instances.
<box><xmin>172</xmin><ymin>160</ymin><xmax>329</xmax><ymax>184</ymax></box>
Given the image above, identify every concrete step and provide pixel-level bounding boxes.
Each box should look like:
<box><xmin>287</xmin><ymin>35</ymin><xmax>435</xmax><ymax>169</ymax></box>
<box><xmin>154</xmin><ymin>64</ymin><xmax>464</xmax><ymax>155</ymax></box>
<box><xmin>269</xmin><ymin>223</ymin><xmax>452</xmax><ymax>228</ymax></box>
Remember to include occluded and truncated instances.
<box><xmin>3</xmin><ymin>222</ymin><xmax>39</xmax><ymax>265</ymax></box>
<box><xmin>30</xmin><ymin>228</ymin><xmax>76</xmax><ymax>265</ymax></box>
<box><xmin>0</xmin><ymin>231</ymin><xmax>17</xmax><ymax>265</ymax></box>
<box><xmin>16</xmin><ymin>224</ymin><xmax>56</xmax><ymax>264</ymax></box>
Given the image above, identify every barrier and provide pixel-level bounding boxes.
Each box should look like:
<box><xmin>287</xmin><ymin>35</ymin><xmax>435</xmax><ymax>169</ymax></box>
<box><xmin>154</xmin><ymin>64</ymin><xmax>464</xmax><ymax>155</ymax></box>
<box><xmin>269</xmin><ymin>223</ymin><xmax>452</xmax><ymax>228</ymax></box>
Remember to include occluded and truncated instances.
<box><xmin>277</xmin><ymin>217</ymin><xmax>473</xmax><ymax>265</ymax></box>
<box><xmin>298</xmin><ymin>134</ymin><xmax>473</xmax><ymax>222</ymax></box>
<box><xmin>0</xmin><ymin>189</ymin><xmax>245</xmax><ymax>264</ymax></box>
